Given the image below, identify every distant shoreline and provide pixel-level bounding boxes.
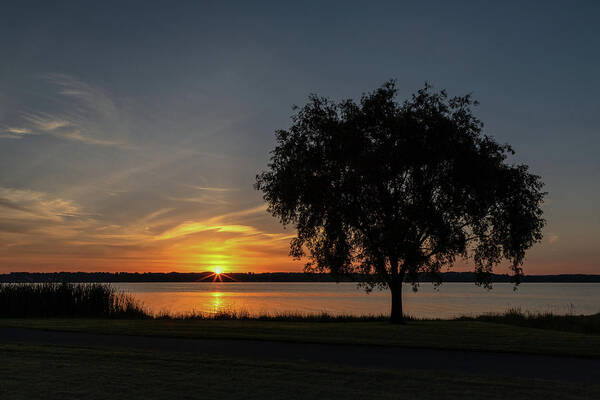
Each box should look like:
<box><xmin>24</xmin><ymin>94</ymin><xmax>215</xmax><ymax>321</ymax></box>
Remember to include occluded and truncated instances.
<box><xmin>1</xmin><ymin>271</ymin><xmax>599</xmax><ymax>283</ymax></box>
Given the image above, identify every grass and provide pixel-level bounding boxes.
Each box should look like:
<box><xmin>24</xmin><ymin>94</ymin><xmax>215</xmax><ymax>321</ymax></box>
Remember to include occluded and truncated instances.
<box><xmin>1</xmin><ymin>343</ymin><xmax>599</xmax><ymax>400</ymax></box>
<box><xmin>0</xmin><ymin>283</ymin><xmax>146</xmax><ymax>318</ymax></box>
<box><xmin>2</xmin><ymin>317</ymin><xmax>600</xmax><ymax>358</ymax></box>
<box><xmin>155</xmin><ymin>308</ymin><xmax>600</xmax><ymax>335</ymax></box>
<box><xmin>156</xmin><ymin>308</ymin><xmax>392</xmax><ymax>321</ymax></box>
<box><xmin>460</xmin><ymin>308</ymin><xmax>600</xmax><ymax>335</ymax></box>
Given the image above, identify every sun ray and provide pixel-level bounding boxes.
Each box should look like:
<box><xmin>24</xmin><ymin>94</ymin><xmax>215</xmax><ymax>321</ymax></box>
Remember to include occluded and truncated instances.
<box><xmin>198</xmin><ymin>269</ymin><xmax>235</xmax><ymax>282</ymax></box>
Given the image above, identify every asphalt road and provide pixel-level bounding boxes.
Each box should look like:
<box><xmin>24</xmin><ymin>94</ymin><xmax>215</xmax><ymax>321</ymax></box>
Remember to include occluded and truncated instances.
<box><xmin>1</xmin><ymin>327</ymin><xmax>599</xmax><ymax>384</ymax></box>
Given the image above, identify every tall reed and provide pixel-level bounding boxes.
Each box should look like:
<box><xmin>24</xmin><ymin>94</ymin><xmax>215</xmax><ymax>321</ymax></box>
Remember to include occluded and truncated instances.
<box><xmin>0</xmin><ymin>283</ymin><xmax>147</xmax><ymax>318</ymax></box>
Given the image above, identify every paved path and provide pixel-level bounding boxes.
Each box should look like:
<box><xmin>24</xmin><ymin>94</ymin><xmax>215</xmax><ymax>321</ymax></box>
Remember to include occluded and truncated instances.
<box><xmin>1</xmin><ymin>327</ymin><xmax>599</xmax><ymax>384</ymax></box>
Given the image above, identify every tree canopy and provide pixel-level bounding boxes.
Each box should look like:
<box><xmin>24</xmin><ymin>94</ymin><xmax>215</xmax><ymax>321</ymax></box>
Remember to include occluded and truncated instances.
<box><xmin>255</xmin><ymin>81</ymin><xmax>545</xmax><ymax>322</ymax></box>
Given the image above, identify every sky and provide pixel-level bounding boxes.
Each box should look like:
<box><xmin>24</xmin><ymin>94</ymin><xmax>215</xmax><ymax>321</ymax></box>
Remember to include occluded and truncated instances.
<box><xmin>0</xmin><ymin>1</ymin><xmax>598</xmax><ymax>274</ymax></box>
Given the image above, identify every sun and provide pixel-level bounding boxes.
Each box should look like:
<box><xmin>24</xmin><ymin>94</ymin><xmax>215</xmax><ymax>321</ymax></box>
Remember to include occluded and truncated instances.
<box><xmin>200</xmin><ymin>267</ymin><xmax>233</xmax><ymax>282</ymax></box>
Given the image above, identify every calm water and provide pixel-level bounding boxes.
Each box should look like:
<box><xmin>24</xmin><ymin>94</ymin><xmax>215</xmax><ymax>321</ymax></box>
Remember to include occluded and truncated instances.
<box><xmin>112</xmin><ymin>282</ymin><xmax>600</xmax><ymax>319</ymax></box>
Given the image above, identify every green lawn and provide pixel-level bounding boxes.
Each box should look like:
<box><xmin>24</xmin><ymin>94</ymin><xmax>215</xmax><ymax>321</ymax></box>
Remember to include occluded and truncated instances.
<box><xmin>1</xmin><ymin>343</ymin><xmax>598</xmax><ymax>400</ymax></box>
<box><xmin>2</xmin><ymin>318</ymin><xmax>599</xmax><ymax>358</ymax></box>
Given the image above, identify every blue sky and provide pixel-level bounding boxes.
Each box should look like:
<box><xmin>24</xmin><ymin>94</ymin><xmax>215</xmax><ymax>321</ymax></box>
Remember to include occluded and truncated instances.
<box><xmin>0</xmin><ymin>1</ymin><xmax>598</xmax><ymax>273</ymax></box>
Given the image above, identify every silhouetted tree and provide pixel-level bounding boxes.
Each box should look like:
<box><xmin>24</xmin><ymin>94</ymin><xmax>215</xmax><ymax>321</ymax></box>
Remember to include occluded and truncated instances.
<box><xmin>255</xmin><ymin>81</ymin><xmax>545</xmax><ymax>323</ymax></box>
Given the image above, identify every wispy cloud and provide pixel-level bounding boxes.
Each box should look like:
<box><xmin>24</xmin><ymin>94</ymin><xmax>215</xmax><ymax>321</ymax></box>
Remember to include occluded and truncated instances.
<box><xmin>47</xmin><ymin>73</ymin><xmax>118</xmax><ymax>119</ymax></box>
<box><xmin>0</xmin><ymin>186</ymin><xmax>96</xmax><ymax>254</ymax></box>
<box><xmin>0</xmin><ymin>74</ymin><xmax>128</xmax><ymax>147</ymax></box>
<box><xmin>6</xmin><ymin>127</ymin><xmax>33</xmax><ymax>134</ymax></box>
<box><xmin>156</xmin><ymin>204</ymin><xmax>268</xmax><ymax>240</ymax></box>
<box><xmin>23</xmin><ymin>113</ymin><xmax>70</xmax><ymax>131</ymax></box>
<box><xmin>214</xmin><ymin>204</ymin><xmax>268</xmax><ymax>220</ymax></box>
<box><xmin>1</xmin><ymin>126</ymin><xmax>35</xmax><ymax>139</ymax></box>
<box><xmin>0</xmin><ymin>187</ymin><xmax>85</xmax><ymax>221</ymax></box>
<box><xmin>166</xmin><ymin>195</ymin><xmax>230</xmax><ymax>205</ymax></box>
<box><xmin>56</xmin><ymin>129</ymin><xmax>121</xmax><ymax>146</ymax></box>
<box><xmin>191</xmin><ymin>185</ymin><xmax>239</xmax><ymax>192</ymax></box>
<box><xmin>157</xmin><ymin>222</ymin><xmax>261</xmax><ymax>240</ymax></box>
<box><xmin>166</xmin><ymin>184</ymin><xmax>240</xmax><ymax>205</ymax></box>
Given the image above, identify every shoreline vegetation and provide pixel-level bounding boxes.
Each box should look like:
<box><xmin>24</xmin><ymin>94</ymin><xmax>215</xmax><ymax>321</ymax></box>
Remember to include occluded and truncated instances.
<box><xmin>2</xmin><ymin>271</ymin><xmax>600</xmax><ymax>283</ymax></box>
<box><xmin>2</xmin><ymin>283</ymin><xmax>600</xmax><ymax>360</ymax></box>
<box><xmin>0</xmin><ymin>283</ymin><xmax>146</xmax><ymax>319</ymax></box>
<box><xmin>1</xmin><ymin>283</ymin><xmax>599</xmax><ymax>336</ymax></box>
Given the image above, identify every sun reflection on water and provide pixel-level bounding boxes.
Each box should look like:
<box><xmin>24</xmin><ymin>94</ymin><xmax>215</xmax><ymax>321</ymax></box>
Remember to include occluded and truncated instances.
<box><xmin>211</xmin><ymin>291</ymin><xmax>224</xmax><ymax>313</ymax></box>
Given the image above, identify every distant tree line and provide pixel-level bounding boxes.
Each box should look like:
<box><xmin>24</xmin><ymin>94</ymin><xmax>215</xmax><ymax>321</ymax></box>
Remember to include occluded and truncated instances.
<box><xmin>1</xmin><ymin>272</ymin><xmax>599</xmax><ymax>283</ymax></box>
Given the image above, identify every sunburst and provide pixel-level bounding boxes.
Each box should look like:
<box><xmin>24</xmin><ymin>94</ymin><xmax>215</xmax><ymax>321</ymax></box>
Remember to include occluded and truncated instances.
<box><xmin>200</xmin><ymin>268</ymin><xmax>234</xmax><ymax>282</ymax></box>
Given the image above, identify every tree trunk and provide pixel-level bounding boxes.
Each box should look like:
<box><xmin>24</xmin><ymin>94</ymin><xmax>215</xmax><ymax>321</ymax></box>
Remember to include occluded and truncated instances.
<box><xmin>390</xmin><ymin>281</ymin><xmax>404</xmax><ymax>324</ymax></box>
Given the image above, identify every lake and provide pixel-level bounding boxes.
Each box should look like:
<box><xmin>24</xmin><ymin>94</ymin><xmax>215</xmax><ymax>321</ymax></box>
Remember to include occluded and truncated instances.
<box><xmin>111</xmin><ymin>282</ymin><xmax>600</xmax><ymax>319</ymax></box>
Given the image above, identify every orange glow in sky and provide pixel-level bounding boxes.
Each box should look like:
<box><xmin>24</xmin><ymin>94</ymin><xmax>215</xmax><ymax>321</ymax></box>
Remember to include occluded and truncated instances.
<box><xmin>0</xmin><ymin>184</ymin><xmax>595</xmax><ymax>275</ymax></box>
<box><xmin>0</xmin><ymin>189</ymin><xmax>595</xmax><ymax>275</ymax></box>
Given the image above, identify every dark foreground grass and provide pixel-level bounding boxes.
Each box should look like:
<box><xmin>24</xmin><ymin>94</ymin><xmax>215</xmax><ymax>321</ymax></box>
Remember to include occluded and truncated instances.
<box><xmin>1</xmin><ymin>343</ymin><xmax>598</xmax><ymax>400</ymax></box>
<box><xmin>2</xmin><ymin>317</ymin><xmax>600</xmax><ymax>358</ymax></box>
